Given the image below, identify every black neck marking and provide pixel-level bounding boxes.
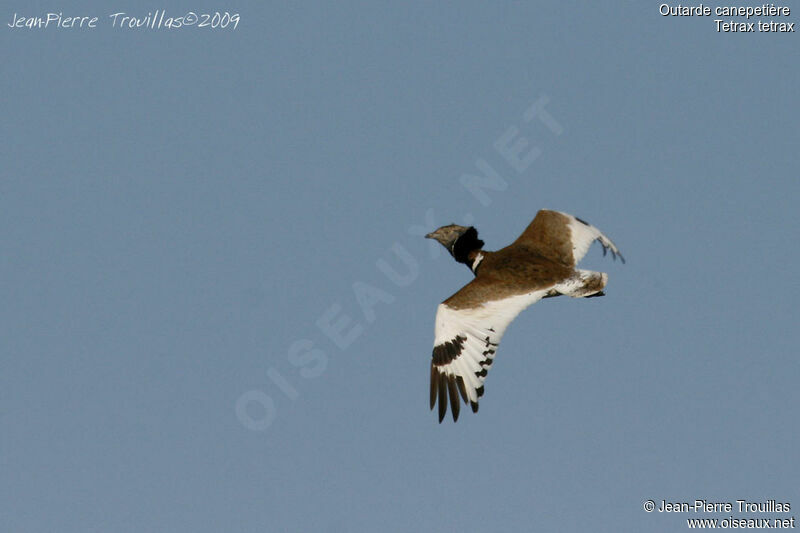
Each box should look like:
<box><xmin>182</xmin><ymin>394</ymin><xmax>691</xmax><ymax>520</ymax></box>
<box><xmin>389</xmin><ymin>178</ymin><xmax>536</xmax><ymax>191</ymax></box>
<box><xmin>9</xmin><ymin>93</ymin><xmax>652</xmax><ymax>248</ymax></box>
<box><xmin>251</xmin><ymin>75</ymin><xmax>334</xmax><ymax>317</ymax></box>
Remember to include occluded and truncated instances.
<box><xmin>451</xmin><ymin>227</ymin><xmax>484</xmax><ymax>265</ymax></box>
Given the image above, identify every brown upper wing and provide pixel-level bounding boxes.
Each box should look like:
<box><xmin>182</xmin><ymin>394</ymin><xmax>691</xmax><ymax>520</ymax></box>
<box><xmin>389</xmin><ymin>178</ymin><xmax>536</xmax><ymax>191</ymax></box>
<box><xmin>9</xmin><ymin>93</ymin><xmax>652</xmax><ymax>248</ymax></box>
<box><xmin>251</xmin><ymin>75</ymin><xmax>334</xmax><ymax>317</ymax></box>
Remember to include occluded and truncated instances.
<box><xmin>511</xmin><ymin>210</ymin><xmax>576</xmax><ymax>265</ymax></box>
<box><xmin>512</xmin><ymin>209</ymin><xmax>624</xmax><ymax>267</ymax></box>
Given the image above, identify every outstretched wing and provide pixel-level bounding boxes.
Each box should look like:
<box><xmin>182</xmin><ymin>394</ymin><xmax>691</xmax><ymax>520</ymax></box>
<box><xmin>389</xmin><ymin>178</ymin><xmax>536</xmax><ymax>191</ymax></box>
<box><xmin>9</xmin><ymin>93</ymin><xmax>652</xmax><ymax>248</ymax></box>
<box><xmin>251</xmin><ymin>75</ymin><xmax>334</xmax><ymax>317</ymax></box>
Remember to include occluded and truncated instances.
<box><xmin>430</xmin><ymin>285</ymin><xmax>549</xmax><ymax>422</ymax></box>
<box><xmin>513</xmin><ymin>210</ymin><xmax>624</xmax><ymax>266</ymax></box>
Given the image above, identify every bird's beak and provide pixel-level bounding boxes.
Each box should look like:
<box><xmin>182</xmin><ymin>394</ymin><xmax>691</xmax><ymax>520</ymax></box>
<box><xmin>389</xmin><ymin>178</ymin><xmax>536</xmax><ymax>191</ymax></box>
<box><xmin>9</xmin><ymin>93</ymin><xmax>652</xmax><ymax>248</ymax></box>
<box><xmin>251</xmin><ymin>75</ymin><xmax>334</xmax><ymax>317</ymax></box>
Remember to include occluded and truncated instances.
<box><xmin>425</xmin><ymin>232</ymin><xmax>435</xmax><ymax>239</ymax></box>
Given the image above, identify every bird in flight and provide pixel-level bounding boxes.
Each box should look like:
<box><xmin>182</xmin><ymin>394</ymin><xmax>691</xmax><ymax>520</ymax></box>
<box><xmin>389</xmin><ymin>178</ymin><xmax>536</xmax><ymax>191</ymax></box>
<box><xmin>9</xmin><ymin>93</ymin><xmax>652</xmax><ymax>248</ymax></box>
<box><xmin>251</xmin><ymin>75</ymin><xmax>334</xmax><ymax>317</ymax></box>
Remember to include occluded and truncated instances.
<box><xmin>425</xmin><ymin>209</ymin><xmax>624</xmax><ymax>422</ymax></box>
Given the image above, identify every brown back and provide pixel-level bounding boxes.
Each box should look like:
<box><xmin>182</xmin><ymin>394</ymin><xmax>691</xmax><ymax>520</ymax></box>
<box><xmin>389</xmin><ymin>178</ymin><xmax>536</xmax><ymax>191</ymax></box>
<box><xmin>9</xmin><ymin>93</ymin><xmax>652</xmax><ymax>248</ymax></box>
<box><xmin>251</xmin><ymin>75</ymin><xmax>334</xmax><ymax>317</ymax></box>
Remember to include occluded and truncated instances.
<box><xmin>444</xmin><ymin>246</ymin><xmax>573</xmax><ymax>309</ymax></box>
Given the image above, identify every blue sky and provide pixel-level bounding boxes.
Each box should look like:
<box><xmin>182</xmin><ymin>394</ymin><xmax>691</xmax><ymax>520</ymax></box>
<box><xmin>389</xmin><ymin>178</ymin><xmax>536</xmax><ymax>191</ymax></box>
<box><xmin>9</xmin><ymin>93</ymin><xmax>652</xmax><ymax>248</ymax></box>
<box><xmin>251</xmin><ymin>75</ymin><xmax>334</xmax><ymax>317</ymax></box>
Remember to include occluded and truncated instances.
<box><xmin>2</xmin><ymin>2</ymin><xmax>798</xmax><ymax>532</ymax></box>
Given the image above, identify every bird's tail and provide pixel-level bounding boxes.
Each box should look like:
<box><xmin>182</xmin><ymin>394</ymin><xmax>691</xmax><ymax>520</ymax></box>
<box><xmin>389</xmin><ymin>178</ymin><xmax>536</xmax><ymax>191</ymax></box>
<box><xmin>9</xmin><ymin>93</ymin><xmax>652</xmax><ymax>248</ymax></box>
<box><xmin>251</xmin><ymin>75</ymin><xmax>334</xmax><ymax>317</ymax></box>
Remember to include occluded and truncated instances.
<box><xmin>554</xmin><ymin>270</ymin><xmax>608</xmax><ymax>298</ymax></box>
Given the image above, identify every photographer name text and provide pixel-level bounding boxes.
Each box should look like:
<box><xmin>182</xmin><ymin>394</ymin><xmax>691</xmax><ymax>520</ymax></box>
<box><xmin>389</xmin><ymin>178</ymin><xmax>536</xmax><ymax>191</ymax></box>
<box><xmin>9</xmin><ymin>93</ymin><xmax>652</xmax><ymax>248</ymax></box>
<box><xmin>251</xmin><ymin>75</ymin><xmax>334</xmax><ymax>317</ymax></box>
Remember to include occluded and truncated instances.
<box><xmin>7</xmin><ymin>10</ymin><xmax>240</xmax><ymax>30</ymax></box>
<box><xmin>648</xmin><ymin>499</ymin><xmax>791</xmax><ymax>513</ymax></box>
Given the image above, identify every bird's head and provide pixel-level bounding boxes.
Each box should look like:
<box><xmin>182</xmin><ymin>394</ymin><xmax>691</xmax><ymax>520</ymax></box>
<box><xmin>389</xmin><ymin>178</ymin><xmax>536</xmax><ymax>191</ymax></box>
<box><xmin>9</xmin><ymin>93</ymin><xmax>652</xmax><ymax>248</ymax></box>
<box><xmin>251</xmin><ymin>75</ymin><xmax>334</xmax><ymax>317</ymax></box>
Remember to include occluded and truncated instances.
<box><xmin>425</xmin><ymin>224</ymin><xmax>470</xmax><ymax>250</ymax></box>
<box><xmin>426</xmin><ymin>224</ymin><xmax>484</xmax><ymax>263</ymax></box>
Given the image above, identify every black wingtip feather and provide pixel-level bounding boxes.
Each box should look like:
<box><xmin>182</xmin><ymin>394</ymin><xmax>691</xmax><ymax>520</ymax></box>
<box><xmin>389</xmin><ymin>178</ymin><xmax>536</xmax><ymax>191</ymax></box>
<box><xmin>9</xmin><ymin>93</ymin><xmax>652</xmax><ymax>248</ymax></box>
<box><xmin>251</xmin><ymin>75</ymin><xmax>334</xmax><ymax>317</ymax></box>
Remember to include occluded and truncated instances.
<box><xmin>456</xmin><ymin>376</ymin><xmax>469</xmax><ymax>404</ymax></box>
<box><xmin>437</xmin><ymin>373</ymin><xmax>447</xmax><ymax>423</ymax></box>
<box><xmin>447</xmin><ymin>377</ymin><xmax>460</xmax><ymax>422</ymax></box>
<box><xmin>429</xmin><ymin>366</ymin><xmax>437</xmax><ymax>410</ymax></box>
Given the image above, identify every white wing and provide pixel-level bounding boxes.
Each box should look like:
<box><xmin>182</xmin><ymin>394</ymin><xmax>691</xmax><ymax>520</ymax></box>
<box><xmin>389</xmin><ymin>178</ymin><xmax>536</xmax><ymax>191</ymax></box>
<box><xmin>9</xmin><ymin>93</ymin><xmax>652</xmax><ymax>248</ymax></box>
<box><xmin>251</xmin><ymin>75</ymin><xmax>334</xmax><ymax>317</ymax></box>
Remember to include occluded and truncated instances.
<box><xmin>558</xmin><ymin>211</ymin><xmax>625</xmax><ymax>265</ymax></box>
<box><xmin>430</xmin><ymin>290</ymin><xmax>548</xmax><ymax>422</ymax></box>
